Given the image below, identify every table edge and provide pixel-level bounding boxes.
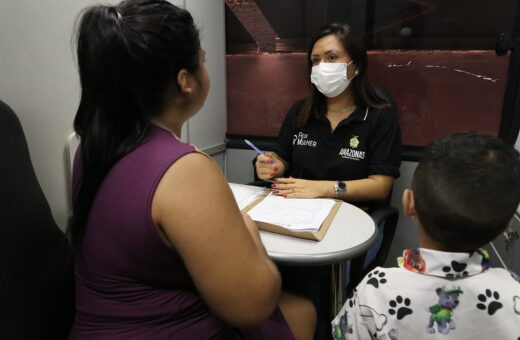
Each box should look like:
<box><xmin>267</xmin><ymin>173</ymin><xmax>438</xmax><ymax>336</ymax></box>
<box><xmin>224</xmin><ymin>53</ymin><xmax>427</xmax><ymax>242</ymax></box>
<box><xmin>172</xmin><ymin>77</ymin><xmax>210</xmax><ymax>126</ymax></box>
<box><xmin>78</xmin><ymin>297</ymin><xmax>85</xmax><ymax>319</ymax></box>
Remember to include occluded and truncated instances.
<box><xmin>267</xmin><ymin>227</ymin><xmax>379</xmax><ymax>266</ymax></box>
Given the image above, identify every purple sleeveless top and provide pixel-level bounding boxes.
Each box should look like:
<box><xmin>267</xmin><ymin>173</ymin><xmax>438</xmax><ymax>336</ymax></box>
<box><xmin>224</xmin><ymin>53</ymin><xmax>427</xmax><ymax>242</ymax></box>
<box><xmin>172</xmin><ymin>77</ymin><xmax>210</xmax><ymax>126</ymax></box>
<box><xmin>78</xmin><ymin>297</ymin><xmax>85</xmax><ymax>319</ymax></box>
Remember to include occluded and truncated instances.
<box><xmin>69</xmin><ymin>125</ymin><xmax>294</xmax><ymax>340</ymax></box>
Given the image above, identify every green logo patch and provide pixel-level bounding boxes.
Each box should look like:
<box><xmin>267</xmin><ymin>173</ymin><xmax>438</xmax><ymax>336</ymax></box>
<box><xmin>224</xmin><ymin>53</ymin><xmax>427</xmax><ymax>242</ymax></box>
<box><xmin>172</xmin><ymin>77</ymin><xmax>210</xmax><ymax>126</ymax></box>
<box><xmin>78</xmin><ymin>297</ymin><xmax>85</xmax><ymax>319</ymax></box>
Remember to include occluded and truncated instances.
<box><xmin>349</xmin><ymin>136</ymin><xmax>360</xmax><ymax>148</ymax></box>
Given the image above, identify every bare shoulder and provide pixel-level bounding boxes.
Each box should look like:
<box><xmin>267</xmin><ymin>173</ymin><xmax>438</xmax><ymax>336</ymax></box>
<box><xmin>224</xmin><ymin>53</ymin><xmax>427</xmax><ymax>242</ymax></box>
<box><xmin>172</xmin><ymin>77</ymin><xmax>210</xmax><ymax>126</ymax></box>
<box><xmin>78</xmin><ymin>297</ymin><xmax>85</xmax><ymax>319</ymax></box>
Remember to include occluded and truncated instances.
<box><xmin>151</xmin><ymin>151</ymin><xmax>238</xmax><ymax>237</ymax></box>
<box><xmin>158</xmin><ymin>151</ymin><xmax>226</xmax><ymax>195</ymax></box>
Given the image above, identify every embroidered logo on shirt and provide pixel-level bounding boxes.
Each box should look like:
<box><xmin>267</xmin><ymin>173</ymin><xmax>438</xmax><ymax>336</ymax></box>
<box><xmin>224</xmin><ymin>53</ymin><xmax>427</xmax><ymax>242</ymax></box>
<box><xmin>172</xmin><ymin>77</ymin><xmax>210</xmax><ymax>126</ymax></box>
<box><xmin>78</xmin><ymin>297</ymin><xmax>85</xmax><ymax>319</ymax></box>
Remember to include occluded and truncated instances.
<box><xmin>349</xmin><ymin>135</ymin><xmax>360</xmax><ymax>148</ymax></box>
<box><xmin>338</xmin><ymin>148</ymin><xmax>365</xmax><ymax>160</ymax></box>
<box><xmin>292</xmin><ymin>132</ymin><xmax>317</xmax><ymax>147</ymax></box>
<box><xmin>339</xmin><ymin>136</ymin><xmax>365</xmax><ymax>160</ymax></box>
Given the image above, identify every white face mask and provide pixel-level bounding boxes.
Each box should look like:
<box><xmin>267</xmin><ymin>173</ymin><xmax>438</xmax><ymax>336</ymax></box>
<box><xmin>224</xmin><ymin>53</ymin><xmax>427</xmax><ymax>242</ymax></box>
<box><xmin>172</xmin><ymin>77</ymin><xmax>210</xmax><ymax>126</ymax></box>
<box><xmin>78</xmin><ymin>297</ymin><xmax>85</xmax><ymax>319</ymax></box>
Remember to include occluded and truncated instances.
<box><xmin>310</xmin><ymin>61</ymin><xmax>354</xmax><ymax>98</ymax></box>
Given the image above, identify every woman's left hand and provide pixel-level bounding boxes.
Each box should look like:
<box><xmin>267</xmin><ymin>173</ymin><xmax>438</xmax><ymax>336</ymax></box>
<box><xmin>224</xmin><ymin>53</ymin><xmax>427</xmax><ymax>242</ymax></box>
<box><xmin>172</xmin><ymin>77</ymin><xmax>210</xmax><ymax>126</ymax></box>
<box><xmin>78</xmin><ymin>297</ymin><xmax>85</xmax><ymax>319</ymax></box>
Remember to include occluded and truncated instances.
<box><xmin>271</xmin><ymin>177</ymin><xmax>324</xmax><ymax>199</ymax></box>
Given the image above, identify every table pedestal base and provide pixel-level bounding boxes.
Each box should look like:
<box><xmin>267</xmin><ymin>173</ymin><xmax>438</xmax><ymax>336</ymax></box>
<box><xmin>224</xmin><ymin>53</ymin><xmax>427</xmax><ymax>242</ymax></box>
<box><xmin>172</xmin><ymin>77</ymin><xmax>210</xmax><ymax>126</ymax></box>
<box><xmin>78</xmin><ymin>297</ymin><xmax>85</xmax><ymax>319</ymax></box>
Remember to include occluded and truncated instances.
<box><xmin>331</xmin><ymin>262</ymin><xmax>346</xmax><ymax>316</ymax></box>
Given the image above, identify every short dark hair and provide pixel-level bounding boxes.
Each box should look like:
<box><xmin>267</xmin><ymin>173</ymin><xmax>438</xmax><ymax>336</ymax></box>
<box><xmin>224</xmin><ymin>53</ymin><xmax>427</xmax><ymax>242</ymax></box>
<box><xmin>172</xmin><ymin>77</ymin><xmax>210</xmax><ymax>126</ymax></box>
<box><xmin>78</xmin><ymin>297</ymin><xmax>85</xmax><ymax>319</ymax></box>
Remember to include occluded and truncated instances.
<box><xmin>413</xmin><ymin>133</ymin><xmax>520</xmax><ymax>251</ymax></box>
<box><xmin>298</xmin><ymin>23</ymin><xmax>389</xmax><ymax>127</ymax></box>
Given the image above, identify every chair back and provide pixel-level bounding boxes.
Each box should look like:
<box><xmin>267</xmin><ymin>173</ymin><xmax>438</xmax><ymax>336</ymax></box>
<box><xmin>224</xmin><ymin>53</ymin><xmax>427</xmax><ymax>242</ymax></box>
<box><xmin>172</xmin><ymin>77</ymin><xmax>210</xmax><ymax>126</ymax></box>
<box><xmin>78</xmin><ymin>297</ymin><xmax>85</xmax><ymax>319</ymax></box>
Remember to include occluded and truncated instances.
<box><xmin>0</xmin><ymin>100</ymin><xmax>75</xmax><ymax>339</ymax></box>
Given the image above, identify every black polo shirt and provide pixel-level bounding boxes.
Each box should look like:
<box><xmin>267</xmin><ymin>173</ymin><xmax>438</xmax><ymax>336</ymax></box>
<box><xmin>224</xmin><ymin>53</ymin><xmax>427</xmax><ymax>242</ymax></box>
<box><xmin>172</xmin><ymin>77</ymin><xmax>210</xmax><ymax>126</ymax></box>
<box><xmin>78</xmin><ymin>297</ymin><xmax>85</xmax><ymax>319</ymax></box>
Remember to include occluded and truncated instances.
<box><xmin>274</xmin><ymin>99</ymin><xmax>402</xmax><ymax>208</ymax></box>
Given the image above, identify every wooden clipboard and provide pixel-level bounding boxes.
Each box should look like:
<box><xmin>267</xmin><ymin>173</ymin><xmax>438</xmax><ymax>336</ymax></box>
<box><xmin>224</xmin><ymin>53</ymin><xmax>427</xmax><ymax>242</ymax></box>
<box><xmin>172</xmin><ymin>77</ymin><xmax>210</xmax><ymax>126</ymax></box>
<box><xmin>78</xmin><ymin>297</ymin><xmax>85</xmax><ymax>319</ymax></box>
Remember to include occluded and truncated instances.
<box><xmin>242</xmin><ymin>192</ymin><xmax>342</xmax><ymax>241</ymax></box>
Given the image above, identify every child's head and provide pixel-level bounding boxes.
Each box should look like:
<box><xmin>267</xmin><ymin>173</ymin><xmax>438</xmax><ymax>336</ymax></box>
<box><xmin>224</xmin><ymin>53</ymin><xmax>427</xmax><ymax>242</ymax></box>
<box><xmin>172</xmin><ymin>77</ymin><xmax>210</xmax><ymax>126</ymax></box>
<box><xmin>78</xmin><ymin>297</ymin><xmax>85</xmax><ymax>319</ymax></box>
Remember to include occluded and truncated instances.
<box><xmin>406</xmin><ymin>132</ymin><xmax>520</xmax><ymax>252</ymax></box>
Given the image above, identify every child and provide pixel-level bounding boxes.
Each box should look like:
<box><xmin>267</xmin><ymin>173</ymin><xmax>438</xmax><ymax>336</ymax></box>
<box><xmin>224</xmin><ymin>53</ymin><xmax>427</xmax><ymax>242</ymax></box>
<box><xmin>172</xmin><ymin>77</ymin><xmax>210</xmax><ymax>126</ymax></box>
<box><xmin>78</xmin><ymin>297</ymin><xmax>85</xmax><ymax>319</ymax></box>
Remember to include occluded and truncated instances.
<box><xmin>331</xmin><ymin>132</ymin><xmax>520</xmax><ymax>339</ymax></box>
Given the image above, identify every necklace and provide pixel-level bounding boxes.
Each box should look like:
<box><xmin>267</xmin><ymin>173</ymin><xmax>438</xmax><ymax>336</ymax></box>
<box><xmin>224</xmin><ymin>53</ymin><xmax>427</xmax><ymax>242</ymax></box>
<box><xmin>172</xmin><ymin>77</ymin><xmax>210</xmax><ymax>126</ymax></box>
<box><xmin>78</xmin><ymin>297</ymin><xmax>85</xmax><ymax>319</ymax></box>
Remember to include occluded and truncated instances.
<box><xmin>327</xmin><ymin>104</ymin><xmax>356</xmax><ymax>113</ymax></box>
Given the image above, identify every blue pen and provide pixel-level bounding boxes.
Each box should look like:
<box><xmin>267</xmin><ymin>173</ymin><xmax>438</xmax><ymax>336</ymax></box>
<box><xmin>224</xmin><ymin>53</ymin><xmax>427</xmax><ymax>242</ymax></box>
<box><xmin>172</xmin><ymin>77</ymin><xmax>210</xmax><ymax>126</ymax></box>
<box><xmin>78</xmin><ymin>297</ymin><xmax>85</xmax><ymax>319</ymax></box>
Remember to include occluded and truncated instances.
<box><xmin>244</xmin><ymin>139</ymin><xmax>264</xmax><ymax>155</ymax></box>
<box><xmin>244</xmin><ymin>139</ymin><xmax>276</xmax><ymax>183</ymax></box>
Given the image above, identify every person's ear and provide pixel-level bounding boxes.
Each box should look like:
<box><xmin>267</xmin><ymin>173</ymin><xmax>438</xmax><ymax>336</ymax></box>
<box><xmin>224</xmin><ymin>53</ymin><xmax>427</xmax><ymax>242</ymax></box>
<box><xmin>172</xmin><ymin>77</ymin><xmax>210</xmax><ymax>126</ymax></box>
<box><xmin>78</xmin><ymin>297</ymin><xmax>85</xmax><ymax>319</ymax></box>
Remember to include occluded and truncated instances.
<box><xmin>402</xmin><ymin>189</ymin><xmax>416</xmax><ymax>217</ymax></box>
<box><xmin>176</xmin><ymin>69</ymin><xmax>192</xmax><ymax>95</ymax></box>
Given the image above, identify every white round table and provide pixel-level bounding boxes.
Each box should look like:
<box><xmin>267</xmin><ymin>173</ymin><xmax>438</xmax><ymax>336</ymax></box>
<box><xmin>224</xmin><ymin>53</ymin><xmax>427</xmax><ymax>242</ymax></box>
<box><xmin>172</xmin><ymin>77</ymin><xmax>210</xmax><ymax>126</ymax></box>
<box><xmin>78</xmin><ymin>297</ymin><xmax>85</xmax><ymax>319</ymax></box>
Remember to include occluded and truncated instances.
<box><xmin>259</xmin><ymin>201</ymin><xmax>377</xmax><ymax>314</ymax></box>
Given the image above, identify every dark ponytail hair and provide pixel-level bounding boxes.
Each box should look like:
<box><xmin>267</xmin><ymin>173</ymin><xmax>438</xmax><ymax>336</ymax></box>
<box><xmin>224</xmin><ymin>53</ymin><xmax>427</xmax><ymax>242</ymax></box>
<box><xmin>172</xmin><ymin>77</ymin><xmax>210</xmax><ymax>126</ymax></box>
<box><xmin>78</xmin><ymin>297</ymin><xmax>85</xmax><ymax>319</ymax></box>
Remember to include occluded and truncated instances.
<box><xmin>297</xmin><ymin>23</ymin><xmax>389</xmax><ymax>127</ymax></box>
<box><xmin>70</xmin><ymin>0</ymin><xmax>200</xmax><ymax>249</ymax></box>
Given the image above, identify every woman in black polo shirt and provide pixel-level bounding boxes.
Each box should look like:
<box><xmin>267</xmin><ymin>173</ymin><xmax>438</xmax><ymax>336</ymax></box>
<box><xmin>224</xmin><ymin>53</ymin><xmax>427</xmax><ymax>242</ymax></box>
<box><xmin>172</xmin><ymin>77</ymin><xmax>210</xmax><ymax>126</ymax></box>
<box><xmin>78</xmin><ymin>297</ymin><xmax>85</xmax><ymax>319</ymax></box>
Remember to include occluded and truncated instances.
<box><xmin>254</xmin><ymin>23</ymin><xmax>402</xmax><ymax>340</ymax></box>
<box><xmin>255</xmin><ymin>23</ymin><xmax>401</xmax><ymax>210</ymax></box>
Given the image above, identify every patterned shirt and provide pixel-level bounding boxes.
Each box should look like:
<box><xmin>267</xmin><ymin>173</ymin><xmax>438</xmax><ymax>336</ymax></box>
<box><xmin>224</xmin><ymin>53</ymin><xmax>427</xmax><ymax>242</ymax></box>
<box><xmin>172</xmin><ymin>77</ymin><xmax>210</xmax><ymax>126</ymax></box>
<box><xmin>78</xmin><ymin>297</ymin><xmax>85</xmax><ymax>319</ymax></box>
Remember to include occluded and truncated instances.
<box><xmin>331</xmin><ymin>248</ymin><xmax>520</xmax><ymax>340</ymax></box>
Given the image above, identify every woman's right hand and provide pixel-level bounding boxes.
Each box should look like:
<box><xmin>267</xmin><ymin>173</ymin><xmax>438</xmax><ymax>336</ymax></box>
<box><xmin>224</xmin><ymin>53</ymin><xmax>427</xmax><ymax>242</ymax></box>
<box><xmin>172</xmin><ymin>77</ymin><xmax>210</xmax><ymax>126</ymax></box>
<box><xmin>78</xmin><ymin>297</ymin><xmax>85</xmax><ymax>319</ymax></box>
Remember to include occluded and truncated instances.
<box><xmin>255</xmin><ymin>152</ymin><xmax>284</xmax><ymax>179</ymax></box>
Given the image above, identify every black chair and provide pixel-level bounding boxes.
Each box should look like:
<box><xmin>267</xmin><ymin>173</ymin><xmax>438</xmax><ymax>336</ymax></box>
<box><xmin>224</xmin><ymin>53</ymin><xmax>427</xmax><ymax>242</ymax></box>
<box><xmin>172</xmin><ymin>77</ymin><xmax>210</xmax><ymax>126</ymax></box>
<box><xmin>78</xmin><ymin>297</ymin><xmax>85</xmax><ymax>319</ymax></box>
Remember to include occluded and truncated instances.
<box><xmin>347</xmin><ymin>85</ymin><xmax>401</xmax><ymax>290</ymax></box>
<box><xmin>347</xmin><ymin>206</ymin><xmax>399</xmax><ymax>290</ymax></box>
<box><xmin>0</xmin><ymin>100</ymin><xmax>75</xmax><ymax>339</ymax></box>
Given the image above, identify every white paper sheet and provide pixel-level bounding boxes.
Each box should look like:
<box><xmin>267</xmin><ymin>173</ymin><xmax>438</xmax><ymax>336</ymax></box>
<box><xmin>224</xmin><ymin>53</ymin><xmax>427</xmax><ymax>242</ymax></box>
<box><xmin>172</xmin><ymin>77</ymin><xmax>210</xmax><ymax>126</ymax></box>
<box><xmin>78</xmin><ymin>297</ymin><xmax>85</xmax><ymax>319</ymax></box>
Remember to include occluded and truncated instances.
<box><xmin>247</xmin><ymin>193</ymin><xmax>336</xmax><ymax>231</ymax></box>
<box><xmin>229</xmin><ymin>183</ymin><xmax>266</xmax><ymax>210</ymax></box>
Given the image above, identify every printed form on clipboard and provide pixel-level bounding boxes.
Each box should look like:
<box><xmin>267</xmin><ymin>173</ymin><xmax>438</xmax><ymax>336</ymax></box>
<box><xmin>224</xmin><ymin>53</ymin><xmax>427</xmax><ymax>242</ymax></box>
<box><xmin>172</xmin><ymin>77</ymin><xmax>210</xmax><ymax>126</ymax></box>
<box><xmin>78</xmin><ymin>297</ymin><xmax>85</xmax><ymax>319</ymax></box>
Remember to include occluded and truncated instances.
<box><xmin>228</xmin><ymin>183</ymin><xmax>266</xmax><ymax>210</ymax></box>
<box><xmin>228</xmin><ymin>183</ymin><xmax>341</xmax><ymax>241</ymax></box>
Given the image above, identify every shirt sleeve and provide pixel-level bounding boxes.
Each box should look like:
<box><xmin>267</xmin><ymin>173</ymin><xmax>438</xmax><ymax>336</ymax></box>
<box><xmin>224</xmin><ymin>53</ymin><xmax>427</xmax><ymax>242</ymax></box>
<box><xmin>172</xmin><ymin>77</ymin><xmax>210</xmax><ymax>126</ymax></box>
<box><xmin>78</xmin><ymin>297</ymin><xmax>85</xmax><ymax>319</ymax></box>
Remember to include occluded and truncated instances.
<box><xmin>273</xmin><ymin>100</ymin><xmax>304</xmax><ymax>170</ymax></box>
<box><xmin>331</xmin><ymin>286</ymin><xmax>375</xmax><ymax>340</ymax></box>
<box><xmin>367</xmin><ymin>107</ymin><xmax>402</xmax><ymax>178</ymax></box>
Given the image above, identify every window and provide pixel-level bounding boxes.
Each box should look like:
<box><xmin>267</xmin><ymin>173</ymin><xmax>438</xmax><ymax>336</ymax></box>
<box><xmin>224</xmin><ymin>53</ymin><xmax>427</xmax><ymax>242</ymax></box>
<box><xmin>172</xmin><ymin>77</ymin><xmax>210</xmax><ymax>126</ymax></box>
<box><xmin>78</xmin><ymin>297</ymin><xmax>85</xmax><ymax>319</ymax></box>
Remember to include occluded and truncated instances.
<box><xmin>225</xmin><ymin>0</ymin><xmax>520</xmax><ymax>154</ymax></box>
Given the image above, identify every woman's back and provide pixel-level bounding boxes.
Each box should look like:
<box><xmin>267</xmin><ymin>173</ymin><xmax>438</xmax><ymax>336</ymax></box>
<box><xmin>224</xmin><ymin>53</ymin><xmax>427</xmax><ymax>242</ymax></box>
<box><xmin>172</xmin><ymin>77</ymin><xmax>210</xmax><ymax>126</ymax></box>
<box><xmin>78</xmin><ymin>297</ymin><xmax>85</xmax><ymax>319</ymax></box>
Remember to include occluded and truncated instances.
<box><xmin>71</xmin><ymin>125</ymin><xmax>228</xmax><ymax>339</ymax></box>
<box><xmin>69</xmin><ymin>1</ymin><xmax>315</xmax><ymax>339</ymax></box>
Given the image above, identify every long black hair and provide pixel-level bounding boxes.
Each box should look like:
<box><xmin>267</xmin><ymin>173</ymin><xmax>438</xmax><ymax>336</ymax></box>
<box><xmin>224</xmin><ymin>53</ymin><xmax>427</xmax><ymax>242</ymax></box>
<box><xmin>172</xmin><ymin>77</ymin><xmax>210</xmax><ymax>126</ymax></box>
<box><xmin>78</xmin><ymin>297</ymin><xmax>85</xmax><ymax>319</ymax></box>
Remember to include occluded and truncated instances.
<box><xmin>70</xmin><ymin>0</ymin><xmax>200</xmax><ymax>249</ymax></box>
<box><xmin>298</xmin><ymin>23</ymin><xmax>389</xmax><ymax>127</ymax></box>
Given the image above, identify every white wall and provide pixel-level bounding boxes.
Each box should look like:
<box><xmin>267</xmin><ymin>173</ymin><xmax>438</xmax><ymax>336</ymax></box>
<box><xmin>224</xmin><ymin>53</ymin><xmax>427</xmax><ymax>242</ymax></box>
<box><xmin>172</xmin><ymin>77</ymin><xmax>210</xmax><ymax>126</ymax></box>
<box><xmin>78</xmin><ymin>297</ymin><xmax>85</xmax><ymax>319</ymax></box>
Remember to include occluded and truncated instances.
<box><xmin>184</xmin><ymin>0</ymin><xmax>227</xmax><ymax>153</ymax></box>
<box><xmin>0</xmin><ymin>1</ymin><xmax>90</xmax><ymax>229</ymax></box>
<box><xmin>0</xmin><ymin>0</ymin><xmax>226</xmax><ymax>230</ymax></box>
<box><xmin>184</xmin><ymin>0</ymin><xmax>227</xmax><ymax>172</ymax></box>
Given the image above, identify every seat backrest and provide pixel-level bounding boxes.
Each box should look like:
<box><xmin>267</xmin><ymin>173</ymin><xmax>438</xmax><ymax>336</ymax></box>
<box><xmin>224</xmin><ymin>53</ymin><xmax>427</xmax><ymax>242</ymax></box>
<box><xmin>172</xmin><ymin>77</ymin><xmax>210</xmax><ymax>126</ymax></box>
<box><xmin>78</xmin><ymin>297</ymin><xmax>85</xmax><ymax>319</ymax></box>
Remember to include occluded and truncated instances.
<box><xmin>347</xmin><ymin>84</ymin><xmax>401</xmax><ymax>287</ymax></box>
<box><xmin>347</xmin><ymin>206</ymin><xmax>400</xmax><ymax>291</ymax></box>
<box><xmin>0</xmin><ymin>100</ymin><xmax>75</xmax><ymax>339</ymax></box>
<box><xmin>373</xmin><ymin>84</ymin><xmax>397</xmax><ymax>112</ymax></box>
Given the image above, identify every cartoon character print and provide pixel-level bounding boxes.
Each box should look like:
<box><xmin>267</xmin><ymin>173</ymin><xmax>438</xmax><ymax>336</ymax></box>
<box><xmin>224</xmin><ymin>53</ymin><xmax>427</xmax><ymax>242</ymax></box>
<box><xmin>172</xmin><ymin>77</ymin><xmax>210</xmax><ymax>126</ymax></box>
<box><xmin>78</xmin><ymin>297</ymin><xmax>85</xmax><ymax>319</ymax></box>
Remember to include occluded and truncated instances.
<box><xmin>332</xmin><ymin>310</ymin><xmax>353</xmax><ymax>340</ymax></box>
<box><xmin>403</xmin><ymin>249</ymin><xmax>425</xmax><ymax>273</ymax></box>
<box><xmin>426</xmin><ymin>286</ymin><xmax>463</xmax><ymax>335</ymax></box>
<box><xmin>477</xmin><ymin>248</ymin><xmax>491</xmax><ymax>271</ymax></box>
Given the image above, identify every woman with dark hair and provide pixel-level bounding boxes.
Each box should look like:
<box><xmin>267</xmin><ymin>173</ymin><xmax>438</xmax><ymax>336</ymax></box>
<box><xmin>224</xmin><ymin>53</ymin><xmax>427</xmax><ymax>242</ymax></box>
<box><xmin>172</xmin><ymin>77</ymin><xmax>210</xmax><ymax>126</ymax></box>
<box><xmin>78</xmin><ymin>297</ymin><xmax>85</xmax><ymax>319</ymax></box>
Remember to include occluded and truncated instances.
<box><xmin>255</xmin><ymin>23</ymin><xmax>401</xmax><ymax>209</ymax></box>
<box><xmin>69</xmin><ymin>1</ymin><xmax>315</xmax><ymax>339</ymax></box>
<box><xmin>254</xmin><ymin>23</ymin><xmax>402</xmax><ymax>339</ymax></box>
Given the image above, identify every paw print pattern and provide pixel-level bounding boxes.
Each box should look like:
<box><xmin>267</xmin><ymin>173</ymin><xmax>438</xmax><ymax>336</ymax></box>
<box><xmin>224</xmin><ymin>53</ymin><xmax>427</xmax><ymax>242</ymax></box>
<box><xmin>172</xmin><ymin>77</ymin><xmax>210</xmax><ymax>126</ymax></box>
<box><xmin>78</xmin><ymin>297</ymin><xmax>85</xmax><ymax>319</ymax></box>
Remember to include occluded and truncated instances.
<box><xmin>345</xmin><ymin>289</ymin><xmax>357</xmax><ymax>308</ymax></box>
<box><xmin>442</xmin><ymin>260</ymin><xmax>469</xmax><ymax>278</ymax></box>
<box><xmin>476</xmin><ymin>289</ymin><xmax>503</xmax><ymax>315</ymax></box>
<box><xmin>367</xmin><ymin>270</ymin><xmax>387</xmax><ymax>288</ymax></box>
<box><xmin>388</xmin><ymin>295</ymin><xmax>413</xmax><ymax>320</ymax></box>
